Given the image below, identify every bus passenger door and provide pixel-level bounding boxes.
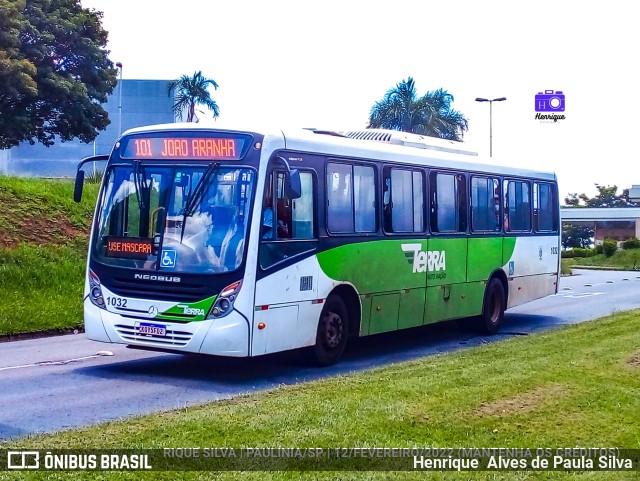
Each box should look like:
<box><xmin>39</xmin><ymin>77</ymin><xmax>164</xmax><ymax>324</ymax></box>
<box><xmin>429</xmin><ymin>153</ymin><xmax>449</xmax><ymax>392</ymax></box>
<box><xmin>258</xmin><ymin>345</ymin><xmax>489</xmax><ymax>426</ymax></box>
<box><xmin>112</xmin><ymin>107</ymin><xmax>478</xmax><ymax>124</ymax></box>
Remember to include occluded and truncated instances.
<box><xmin>254</xmin><ymin>169</ymin><xmax>319</xmax><ymax>355</ymax></box>
<box><xmin>425</xmin><ymin>172</ymin><xmax>470</xmax><ymax>324</ymax></box>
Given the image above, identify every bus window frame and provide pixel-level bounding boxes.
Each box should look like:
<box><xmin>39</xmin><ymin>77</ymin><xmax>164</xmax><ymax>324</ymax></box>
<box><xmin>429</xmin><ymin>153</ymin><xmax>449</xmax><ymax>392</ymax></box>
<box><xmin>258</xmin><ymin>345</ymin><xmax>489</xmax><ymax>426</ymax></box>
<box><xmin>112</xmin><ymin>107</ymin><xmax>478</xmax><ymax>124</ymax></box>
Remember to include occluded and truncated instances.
<box><xmin>325</xmin><ymin>158</ymin><xmax>378</xmax><ymax>237</ymax></box>
<box><xmin>381</xmin><ymin>165</ymin><xmax>427</xmax><ymax>235</ymax></box>
<box><xmin>428</xmin><ymin>169</ymin><xmax>468</xmax><ymax>236</ymax></box>
<box><xmin>533</xmin><ymin>181</ymin><xmax>559</xmax><ymax>233</ymax></box>
<box><xmin>470</xmin><ymin>174</ymin><xmax>503</xmax><ymax>234</ymax></box>
<box><xmin>259</xmin><ymin>167</ymin><xmax>319</xmax><ymax>271</ymax></box>
<box><xmin>503</xmin><ymin>177</ymin><xmax>533</xmax><ymax>234</ymax></box>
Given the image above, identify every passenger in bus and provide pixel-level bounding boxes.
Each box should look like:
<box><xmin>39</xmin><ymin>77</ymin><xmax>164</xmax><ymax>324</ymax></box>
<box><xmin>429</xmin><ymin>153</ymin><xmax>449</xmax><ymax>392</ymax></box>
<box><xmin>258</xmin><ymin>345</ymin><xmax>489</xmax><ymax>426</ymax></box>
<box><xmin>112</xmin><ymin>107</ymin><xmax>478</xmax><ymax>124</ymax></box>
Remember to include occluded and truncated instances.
<box><xmin>494</xmin><ymin>195</ymin><xmax>502</xmax><ymax>231</ymax></box>
<box><xmin>219</xmin><ymin>212</ymin><xmax>244</xmax><ymax>271</ymax></box>
<box><xmin>262</xmin><ymin>183</ymin><xmax>289</xmax><ymax>239</ymax></box>
<box><xmin>275</xmin><ymin>198</ymin><xmax>291</xmax><ymax>238</ymax></box>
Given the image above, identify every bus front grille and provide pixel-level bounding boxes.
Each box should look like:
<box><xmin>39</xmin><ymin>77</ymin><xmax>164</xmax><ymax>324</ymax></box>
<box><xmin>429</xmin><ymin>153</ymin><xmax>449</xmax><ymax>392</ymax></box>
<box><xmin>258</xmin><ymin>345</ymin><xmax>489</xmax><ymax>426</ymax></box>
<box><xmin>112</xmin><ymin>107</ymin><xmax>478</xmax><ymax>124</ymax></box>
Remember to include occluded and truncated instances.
<box><xmin>107</xmin><ymin>277</ymin><xmax>209</xmax><ymax>303</ymax></box>
<box><xmin>114</xmin><ymin>324</ymin><xmax>193</xmax><ymax>347</ymax></box>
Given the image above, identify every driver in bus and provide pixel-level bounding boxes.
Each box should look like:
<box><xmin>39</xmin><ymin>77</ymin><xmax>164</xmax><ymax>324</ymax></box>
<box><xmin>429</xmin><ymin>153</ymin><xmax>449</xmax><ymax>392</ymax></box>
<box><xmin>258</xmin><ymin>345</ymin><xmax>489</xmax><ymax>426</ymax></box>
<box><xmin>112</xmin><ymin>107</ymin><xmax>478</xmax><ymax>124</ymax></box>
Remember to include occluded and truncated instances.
<box><xmin>262</xmin><ymin>179</ymin><xmax>289</xmax><ymax>239</ymax></box>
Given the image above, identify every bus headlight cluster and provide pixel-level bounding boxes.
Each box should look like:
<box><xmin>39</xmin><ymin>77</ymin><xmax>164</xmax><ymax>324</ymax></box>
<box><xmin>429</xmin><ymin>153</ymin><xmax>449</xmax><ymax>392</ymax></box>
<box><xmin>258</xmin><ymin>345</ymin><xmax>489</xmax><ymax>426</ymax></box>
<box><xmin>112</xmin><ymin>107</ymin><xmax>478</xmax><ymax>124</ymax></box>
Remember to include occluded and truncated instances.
<box><xmin>208</xmin><ymin>281</ymin><xmax>242</xmax><ymax>319</ymax></box>
<box><xmin>89</xmin><ymin>269</ymin><xmax>106</xmax><ymax>309</ymax></box>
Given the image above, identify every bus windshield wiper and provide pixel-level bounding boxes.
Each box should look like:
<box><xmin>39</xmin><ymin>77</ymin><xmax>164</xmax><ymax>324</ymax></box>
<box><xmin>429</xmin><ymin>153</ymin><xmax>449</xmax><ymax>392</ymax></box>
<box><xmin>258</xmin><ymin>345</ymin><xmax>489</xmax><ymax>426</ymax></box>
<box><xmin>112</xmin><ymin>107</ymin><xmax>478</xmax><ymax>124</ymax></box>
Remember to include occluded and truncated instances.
<box><xmin>180</xmin><ymin>162</ymin><xmax>219</xmax><ymax>242</ymax></box>
<box><xmin>133</xmin><ymin>160</ymin><xmax>146</xmax><ymax>211</ymax></box>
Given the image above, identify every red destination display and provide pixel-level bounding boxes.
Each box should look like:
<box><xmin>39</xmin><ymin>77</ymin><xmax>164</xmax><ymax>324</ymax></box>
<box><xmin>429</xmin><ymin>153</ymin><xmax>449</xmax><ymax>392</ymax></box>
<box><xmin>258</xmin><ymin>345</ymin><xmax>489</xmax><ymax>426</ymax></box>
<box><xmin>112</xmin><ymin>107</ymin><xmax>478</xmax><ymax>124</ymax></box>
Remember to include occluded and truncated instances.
<box><xmin>105</xmin><ymin>237</ymin><xmax>153</xmax><ymax>259</ymax></box>
<box><xmin>121</xmin><ymin>136</ymin><xmax>246</xmax><ymax>160</ymax></box>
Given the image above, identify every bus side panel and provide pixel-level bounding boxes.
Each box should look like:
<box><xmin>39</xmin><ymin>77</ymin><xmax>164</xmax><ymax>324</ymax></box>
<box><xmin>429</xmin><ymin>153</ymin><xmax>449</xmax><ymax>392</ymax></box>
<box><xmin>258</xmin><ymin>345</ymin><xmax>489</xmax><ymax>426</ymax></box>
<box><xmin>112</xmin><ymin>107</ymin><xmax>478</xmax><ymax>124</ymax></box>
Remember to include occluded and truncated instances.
<box><xmin>502</xmin><ymin>235</ymin><xmax>560</xmax><ymax>308</ymax></box>
<box><xmin>424</xmin><ymin>282</ymin><xmax>485</xmax><ymax>323</ymax></box>
<box><xmin>253</xmin><ymin>256</ymin><xmax>325</xmax><ymax>355</ymax></box>
<box><xmin>317</xmin><ymin>239</ymin><xmax>426</xmax><ymax>335</ymax></box>
<box><xmin>359</xmin><ymin>295</ymin><xmax>372</xmax><ymax>335</ymax></box>
<box><xmin>397</xmin><ymin>288</ymin><xmax>426</xmax><ymax>330</ymax></box>
<box><xmin>368</xmin><ymin>293</ymin><xmax>400</xmax><ymax>334</ymax></box>
<box><xmin>467</xmin><ymin>237</ymin><xmax>503</xmax><ymax>282</ymax></box>
<box><xmin>424</xmin><ymin>238</ymin><xmax>470</xmax><ymax>324</ymax></box>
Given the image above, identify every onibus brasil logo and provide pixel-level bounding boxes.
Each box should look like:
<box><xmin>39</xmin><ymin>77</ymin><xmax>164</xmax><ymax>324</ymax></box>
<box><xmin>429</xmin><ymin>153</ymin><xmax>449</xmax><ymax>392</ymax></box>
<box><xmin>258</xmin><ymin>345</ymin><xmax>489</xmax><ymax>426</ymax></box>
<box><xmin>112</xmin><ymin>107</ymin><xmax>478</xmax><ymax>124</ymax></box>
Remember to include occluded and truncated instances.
<box><xmin>401</xmin><ymin>244</ymin><xmax>446</xmax><ymax>273</ymax></box>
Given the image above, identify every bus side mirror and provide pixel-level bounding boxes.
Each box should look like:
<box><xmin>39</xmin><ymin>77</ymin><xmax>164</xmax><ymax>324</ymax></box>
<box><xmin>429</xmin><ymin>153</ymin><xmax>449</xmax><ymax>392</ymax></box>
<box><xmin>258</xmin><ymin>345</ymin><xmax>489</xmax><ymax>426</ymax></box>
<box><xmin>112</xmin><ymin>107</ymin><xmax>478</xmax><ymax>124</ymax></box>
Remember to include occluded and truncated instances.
<box><xmin>287</xmin><ymin>169</ymin><xmax>302</xmax><ymax>199</ymax></box>
<box><xmin>74</xmin><ymin>154</ymin><xmax>109</xmax><ymax>203</ymax></box>
<box><xmin>74</xmin><ymin>170</ymin><xmax>85</xmax><ymax>203</ymax></box>
<box><xmin>275</xmin><ymin>156</ymin><xmax>302</xmax><ymax>199</ymax></box>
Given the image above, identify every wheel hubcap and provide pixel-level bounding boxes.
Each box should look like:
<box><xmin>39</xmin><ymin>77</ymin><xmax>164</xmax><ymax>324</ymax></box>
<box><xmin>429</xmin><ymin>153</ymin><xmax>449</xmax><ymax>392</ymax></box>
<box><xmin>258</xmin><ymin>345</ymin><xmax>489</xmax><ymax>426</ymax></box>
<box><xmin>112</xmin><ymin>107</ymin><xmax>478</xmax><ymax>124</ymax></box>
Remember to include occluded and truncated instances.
<box><xmin>323</xmin><ymin>311</ymin><xmax>343</xmax><ymax>349</ymax></box>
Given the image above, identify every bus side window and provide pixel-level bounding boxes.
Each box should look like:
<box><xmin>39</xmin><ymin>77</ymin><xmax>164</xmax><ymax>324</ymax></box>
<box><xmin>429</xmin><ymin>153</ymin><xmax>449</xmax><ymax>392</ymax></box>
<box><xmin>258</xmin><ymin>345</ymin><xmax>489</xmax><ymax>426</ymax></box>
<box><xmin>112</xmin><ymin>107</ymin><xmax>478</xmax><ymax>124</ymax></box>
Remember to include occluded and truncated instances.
<box><xmin>259</xmin><ymin>170</ymin><xmax>317</xmax><ymax>269</ymax></box>
<box><xmin>471</xmin><ymin>176</ymin><xmax>501</xmax><ymax>232</ymax></box>
<box><xmin>430</xmin><ymin>171</ymin><xmax>465</xmax><ymax>233</ymax></box>
<box><xmin>534</xmin><ymin>182</ymin><xmax>557</xmax><ymax>232</ymax></box>
<box><xmin>261</xmin><ymin>171</ymin><xmax>292</xmax><ymax>240</ymax></box>
<box><xmin>383</xmin><ymin>167</ymin><xmax>424</xmax><ymax>233</ymax></box>
<box><xmin>291</xmin><ymin>172</ymin><xmax>315</xmax><ymax>238</ymax></box>
<box><xmin>326</xmin><ymin>162</ymin><xmax>376</xmax><ymax>234</ymax></box>
<box><xmin>504</xmin><ymin>179</ymin><xmax>532</xmax><ymax>232</ymax></box>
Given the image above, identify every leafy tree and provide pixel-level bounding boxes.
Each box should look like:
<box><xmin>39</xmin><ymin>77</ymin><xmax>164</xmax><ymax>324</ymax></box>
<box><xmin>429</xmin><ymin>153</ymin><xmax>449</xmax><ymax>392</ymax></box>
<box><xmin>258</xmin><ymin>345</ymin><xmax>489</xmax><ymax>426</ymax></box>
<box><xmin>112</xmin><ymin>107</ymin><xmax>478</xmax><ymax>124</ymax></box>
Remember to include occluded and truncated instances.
<box><xmin>0</xmin><ymin>0</ymin><xmax>117</xmax><ymax>149</ymax></box>
<box><xmin>167</xmin><ymin>71</ymin><xmax>220</xmax><ymax>122</ymax></box>
<box><xmin>368</xmin><ymin>77</ymin><xmax>469</xmax><ymax>141</ymax></box>
<box><xmin>562</xmin><ymin>184</ymin><xmax>639</xmax><ymax>248</ymax></box>
<box><xmin>561</xmin><ymin>223</ymin><xmax>594</xmax><ymax>249</ymax></box>
<box><xmin>564</xmin><ymin>184</ymin><xmax>640</xmax><ymax>208</ymax></box>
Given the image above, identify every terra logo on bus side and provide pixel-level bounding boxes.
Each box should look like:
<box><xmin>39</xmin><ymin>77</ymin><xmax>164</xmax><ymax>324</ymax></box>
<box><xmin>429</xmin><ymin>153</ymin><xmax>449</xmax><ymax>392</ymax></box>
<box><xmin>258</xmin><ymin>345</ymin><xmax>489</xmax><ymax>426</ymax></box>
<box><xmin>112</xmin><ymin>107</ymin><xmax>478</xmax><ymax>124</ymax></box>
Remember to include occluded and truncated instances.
<box><xmin>401</xmin><ymin>244</ymin><xmax>446</xmax><ymax>273</ymax></box>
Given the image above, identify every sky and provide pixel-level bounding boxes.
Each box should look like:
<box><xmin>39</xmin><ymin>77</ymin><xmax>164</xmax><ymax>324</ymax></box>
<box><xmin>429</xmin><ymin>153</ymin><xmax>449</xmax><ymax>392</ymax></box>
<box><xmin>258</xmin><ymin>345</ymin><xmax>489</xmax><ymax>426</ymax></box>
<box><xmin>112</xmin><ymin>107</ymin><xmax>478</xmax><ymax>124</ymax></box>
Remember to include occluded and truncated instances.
<box><xmin>80</xmin><ymin>0</ymin><xmax>639</xmax><ymax>199</ymax></box>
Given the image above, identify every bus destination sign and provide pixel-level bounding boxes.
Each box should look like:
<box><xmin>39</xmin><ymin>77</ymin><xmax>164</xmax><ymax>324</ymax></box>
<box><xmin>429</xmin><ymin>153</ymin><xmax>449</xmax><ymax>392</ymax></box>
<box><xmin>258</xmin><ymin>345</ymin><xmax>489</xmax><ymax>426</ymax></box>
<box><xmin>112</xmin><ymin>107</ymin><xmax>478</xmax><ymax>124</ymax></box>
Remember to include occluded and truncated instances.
<box><xmin>105</xmin><ymin>236</ymin><xmax>153</xmax><ymax>259</ymax></box>
<box><xmin>121</xmin><ymin>136</ymin><xmax>246</xmax><ymax>160</ymax></box>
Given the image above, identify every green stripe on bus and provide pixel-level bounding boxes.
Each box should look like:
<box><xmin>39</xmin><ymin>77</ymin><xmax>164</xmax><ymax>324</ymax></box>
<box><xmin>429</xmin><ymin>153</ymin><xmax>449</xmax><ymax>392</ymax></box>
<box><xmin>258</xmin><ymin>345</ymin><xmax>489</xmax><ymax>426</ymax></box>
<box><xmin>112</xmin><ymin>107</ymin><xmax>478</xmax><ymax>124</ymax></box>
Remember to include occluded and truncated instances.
<box><xmin>154</xmin><ymin>295</ymin><xmax>218</xmax><ymax>322</ymax></box>
<box><xmin>317</xmin><ymin>236</ymin><xmax>518</xmax><ymax>334</ymax></box>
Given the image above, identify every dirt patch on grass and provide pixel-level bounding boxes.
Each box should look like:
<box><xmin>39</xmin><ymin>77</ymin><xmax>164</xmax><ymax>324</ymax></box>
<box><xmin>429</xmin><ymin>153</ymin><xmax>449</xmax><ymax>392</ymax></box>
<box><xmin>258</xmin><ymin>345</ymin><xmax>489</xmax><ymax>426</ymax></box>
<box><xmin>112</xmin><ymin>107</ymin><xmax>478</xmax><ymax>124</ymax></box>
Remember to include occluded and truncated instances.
<box><xmin>474</xmin><ymin>384</ymin><xmax>568</xmax><ymax>417</ymax></box>
<box><xmin>628</xmin><ymin>352</ymin><xmax>640</xmax><ymax>367</ymax></box>
<box><xmin>0</xmin><ymin>211</ymin><xmax>87</xmax><ymax>248</ymax></box>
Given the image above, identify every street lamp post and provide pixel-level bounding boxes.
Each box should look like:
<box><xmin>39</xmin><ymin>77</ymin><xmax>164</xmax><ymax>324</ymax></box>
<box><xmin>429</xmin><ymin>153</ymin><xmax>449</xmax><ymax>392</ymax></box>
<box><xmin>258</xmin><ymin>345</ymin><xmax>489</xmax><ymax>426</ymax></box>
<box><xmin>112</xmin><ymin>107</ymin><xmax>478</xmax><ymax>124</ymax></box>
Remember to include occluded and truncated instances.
<box><xmin>475</xmin><ymin>97</ymin><xmax>506</xmax><ymax>157</ymax></box>
<box><xmin>115</xmin><ymin>62</ymin><xmax>123</xmax><ymax>135</ymax></box>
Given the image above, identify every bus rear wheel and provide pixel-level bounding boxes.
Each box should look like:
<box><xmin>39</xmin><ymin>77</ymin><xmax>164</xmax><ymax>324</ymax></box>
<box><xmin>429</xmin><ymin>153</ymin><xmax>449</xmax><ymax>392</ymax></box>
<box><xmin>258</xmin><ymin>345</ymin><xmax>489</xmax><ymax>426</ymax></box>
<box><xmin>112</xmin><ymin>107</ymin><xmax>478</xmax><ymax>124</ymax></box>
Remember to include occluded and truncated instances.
<box><xmin>313</xmin><ymin>295</ymin><xmax>348</xmax><ymax>366</ymax></box>
<box><xmin>480</xmin><ymin>278</ymin><xmax>506</xmax><ymax>334</ymax></box>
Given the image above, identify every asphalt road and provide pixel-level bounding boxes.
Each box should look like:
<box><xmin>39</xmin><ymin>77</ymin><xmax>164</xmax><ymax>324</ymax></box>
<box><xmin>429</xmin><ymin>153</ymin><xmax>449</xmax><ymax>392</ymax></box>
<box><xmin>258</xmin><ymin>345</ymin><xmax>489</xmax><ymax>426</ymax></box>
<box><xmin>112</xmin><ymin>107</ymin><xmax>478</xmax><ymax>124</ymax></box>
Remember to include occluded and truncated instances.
<box><xmin>1</xmin><ymin>269</ymin><xmax>639</xmax><ymax>441</ymax></box>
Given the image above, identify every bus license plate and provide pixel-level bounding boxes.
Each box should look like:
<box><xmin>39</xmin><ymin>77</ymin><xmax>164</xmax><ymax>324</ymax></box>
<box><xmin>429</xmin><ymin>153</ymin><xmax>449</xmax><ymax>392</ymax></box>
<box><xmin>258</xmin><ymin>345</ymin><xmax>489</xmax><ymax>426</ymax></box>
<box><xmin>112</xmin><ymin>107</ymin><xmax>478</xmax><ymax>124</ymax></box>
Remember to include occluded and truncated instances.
<box><xmin>138</xmin><ymin>323</ymin><xmax>166</xmax><ymax>337</ymax></box>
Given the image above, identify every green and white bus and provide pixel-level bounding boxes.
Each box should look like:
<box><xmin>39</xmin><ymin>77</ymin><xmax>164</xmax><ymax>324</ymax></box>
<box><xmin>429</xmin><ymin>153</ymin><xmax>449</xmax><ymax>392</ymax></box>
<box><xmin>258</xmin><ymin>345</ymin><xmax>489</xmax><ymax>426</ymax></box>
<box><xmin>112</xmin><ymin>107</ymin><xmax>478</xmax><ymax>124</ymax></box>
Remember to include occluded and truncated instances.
<box><xmin>74</xmin><ymin>124</ymin><xmax>560</xmax><ymax>365</ymax></box>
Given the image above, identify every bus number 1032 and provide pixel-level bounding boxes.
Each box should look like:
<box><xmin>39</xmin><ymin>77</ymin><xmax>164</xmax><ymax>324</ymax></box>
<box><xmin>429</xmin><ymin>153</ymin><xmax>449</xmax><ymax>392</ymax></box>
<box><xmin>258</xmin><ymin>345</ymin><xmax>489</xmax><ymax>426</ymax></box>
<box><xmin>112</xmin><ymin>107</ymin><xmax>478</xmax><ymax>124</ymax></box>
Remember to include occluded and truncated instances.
<box><xmin>106</xmin><ymin>297</ymin><xmax>128</xmax><ymax>308</ymax></box>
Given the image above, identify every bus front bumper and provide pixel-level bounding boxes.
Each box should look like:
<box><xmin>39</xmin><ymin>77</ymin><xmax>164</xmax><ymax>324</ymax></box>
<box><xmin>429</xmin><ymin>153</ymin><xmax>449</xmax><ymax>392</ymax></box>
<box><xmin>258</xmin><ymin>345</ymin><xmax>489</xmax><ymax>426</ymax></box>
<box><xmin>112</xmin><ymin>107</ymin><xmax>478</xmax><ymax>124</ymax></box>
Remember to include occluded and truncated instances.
<box><xmin>84</xmin><ymin>300</ymin><xmax>249</xmax><ymax>357</ymax></box>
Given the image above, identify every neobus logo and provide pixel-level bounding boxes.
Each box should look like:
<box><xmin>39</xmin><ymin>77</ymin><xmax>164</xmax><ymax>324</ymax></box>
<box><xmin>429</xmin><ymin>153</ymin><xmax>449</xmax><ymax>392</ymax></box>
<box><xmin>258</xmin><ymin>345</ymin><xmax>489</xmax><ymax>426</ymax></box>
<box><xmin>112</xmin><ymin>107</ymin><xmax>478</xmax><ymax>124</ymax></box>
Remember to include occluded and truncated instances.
<box><xmin>134</xmin><ymin>274</ymin><xmax>182</xmax><ymax>283</ymax></box>
<box><xmin>401</xmin><ymin>244</ymin><xmax>446</xmax><ymax>273</ymax></box>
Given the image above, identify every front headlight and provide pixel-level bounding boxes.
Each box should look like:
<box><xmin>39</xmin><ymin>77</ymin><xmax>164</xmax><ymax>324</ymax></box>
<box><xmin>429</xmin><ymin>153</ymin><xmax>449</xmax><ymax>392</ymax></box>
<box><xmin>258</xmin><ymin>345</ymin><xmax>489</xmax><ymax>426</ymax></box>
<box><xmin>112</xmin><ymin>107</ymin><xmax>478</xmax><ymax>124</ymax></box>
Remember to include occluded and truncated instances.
<box><xmin>208</xmin><ymin>280</ymin><xmax>242</xmax><ymax>319</ymax></box>
<box><xmin>89</xmin><ymin>269</ymin><xmax>106</xmax><ymax>309</ymax></box>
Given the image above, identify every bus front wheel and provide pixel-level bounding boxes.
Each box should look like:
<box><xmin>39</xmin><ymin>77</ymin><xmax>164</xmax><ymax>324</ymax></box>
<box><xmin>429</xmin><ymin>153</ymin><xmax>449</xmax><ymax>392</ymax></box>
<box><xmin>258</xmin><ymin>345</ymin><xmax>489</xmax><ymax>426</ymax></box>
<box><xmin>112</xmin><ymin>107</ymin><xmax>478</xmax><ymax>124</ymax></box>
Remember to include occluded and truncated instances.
<box><xmin>480</xmin><ymin>278</ymin><xmax>506</xmax><ymax>334</ymax></box>
<box><xmin>313</xmin><ymin>295</ymin><xmax>348</xmax><ymax>366</ymax></box>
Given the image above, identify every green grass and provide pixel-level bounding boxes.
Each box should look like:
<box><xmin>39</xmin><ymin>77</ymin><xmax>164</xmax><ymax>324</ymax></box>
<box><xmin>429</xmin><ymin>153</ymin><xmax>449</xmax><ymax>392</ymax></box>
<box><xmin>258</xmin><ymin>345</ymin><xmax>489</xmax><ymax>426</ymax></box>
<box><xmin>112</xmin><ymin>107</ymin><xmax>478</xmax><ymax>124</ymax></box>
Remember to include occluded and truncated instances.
<box><xmin>0</xmin><ymin>176</ymin><xmax>98</xmax><ymax>335</ymax></box>
<box><xmin>2</xmin><ymin>311</ymin><xmax>640</xmax><ymax>480</ymax></box>
<box><xmin>562</xmin><ymin>248</ymin><xmax>640</xmax><ymax>274</ymax></box>
<box><xmin>0</xmin><ymin>242</ymin><xmax>87</xmax><ymax>334</ymax></box>
<box><xmin>0</xmin><ymin>176</ymin><xmax>97</xmax><ymax>232</ymax></box>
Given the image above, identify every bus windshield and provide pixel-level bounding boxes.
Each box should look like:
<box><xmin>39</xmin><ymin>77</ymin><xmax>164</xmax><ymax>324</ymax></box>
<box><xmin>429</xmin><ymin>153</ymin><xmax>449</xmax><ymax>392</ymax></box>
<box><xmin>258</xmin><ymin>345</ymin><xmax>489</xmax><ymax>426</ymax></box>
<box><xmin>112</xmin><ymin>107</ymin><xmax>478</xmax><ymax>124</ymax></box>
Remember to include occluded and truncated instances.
<box><xmin>93</xmin><ymin>164</ymin><xmax>254</xmax><ymax>274</ymax></box>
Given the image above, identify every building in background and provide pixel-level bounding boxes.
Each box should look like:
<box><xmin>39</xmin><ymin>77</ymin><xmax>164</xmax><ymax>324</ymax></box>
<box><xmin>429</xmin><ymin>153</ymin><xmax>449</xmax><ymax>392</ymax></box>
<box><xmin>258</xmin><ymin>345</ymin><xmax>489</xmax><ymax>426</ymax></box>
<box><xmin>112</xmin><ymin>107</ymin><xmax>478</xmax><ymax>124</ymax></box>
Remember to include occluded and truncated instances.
<box><xmin>0</xmin><ymin>79</ymin><xmax>174</xmax><ymax>177</ymax></box>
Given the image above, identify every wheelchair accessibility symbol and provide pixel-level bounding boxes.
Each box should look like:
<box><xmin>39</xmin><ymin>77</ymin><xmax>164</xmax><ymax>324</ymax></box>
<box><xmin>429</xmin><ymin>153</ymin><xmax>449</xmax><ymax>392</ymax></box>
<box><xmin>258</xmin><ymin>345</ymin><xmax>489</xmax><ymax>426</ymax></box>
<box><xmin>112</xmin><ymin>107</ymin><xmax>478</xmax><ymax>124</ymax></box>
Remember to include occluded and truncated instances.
<box><xmin>161</xmin><ymin>249</ymin><xmax>177</xmax><ymax>268</ymax></box>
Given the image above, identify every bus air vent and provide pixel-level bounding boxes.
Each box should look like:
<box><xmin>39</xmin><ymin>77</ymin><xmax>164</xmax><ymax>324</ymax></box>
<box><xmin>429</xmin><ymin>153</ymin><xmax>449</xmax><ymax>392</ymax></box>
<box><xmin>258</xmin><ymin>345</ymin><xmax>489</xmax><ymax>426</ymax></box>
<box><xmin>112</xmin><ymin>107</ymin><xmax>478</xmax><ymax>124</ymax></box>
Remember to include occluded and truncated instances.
<box><xmin>338</xmin><ymin>129</ymin><xmax>478</xmax><ymax>156</ymax></box>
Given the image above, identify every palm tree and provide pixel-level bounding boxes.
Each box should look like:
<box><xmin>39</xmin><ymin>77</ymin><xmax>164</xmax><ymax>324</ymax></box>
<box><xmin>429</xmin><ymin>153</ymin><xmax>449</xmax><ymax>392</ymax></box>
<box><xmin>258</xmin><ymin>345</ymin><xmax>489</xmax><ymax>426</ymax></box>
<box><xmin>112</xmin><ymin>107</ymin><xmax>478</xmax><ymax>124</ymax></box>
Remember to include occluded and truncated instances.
<box><xmin>368</xmin><ymin>78</ymin><xmax>469</xmax><ymax>141</ymax></box>
<box><xmin>167</xmin><ymin>71</ymin><xmax>220</xmax><ymax>122</ymax></box>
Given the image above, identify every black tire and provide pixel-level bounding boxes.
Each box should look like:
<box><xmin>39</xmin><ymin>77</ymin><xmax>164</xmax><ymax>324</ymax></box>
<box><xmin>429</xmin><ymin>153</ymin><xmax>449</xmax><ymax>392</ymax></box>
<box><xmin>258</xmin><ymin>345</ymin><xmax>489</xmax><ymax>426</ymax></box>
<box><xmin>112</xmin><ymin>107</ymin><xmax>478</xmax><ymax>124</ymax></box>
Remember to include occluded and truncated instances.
<box><xmin>313</xmin><ymin>295</ymin><xmax>349</xmax><ymax>366</ymax></box>
<box><xmin>479</xmin><ymin>278</ymin><xmax>506</xmax><ymax>334</ymax></box>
